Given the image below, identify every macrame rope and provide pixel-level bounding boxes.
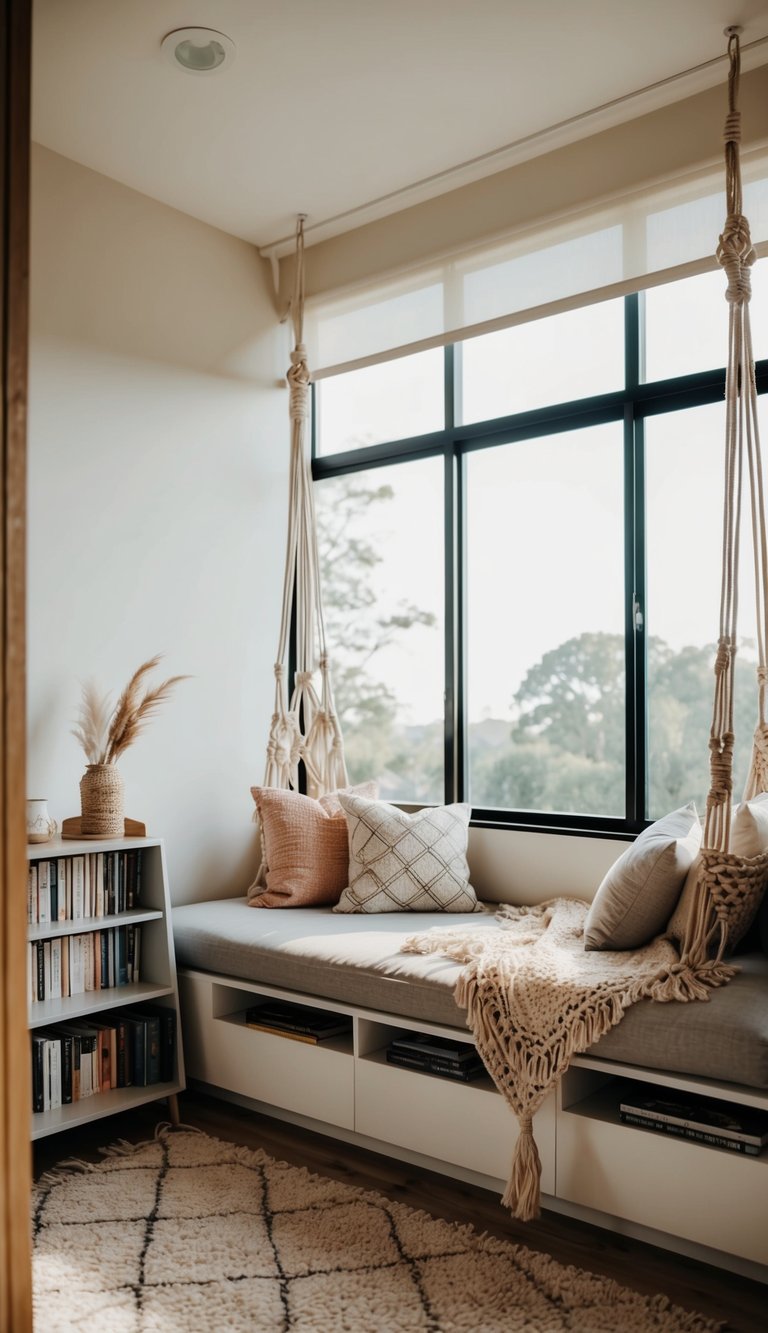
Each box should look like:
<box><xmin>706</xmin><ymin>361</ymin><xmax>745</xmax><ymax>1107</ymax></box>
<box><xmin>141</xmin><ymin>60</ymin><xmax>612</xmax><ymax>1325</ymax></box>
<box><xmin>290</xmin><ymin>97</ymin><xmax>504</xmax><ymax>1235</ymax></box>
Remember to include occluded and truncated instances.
<box><xmin>684</xmin><ymin>31</ymin><xmax>768</xmax><ymax>965</ymax></box>
<box><xmin>256</xmin><ymin>218</ymin><xmax>349</xmax><ymax>879</ymax></box>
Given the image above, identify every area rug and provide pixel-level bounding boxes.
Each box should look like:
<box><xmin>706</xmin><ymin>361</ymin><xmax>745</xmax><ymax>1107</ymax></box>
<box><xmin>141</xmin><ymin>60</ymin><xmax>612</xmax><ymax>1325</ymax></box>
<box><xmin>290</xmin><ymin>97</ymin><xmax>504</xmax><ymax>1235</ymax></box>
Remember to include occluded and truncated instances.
<box><xmin>33</xmin><ymin>1128</ymin><xmax>720</xmax><ymax>1332</ymax></box>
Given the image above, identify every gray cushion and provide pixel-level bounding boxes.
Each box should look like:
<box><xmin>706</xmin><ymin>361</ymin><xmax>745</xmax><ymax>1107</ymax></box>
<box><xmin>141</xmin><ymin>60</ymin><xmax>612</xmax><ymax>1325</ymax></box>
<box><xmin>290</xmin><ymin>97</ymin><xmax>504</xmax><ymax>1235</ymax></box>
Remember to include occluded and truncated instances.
<box><xmin>172</xmin><ymin>899</ymin><xmax>768</xmax><ymax>1089</ymax></box>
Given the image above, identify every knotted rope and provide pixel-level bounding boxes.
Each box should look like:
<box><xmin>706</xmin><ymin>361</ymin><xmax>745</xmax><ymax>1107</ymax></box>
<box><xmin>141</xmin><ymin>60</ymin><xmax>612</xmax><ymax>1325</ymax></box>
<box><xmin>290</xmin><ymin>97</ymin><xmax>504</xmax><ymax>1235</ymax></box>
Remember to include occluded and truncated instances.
<box><xmin>683</xmin><ymin>31</ymin><xmax>768</xmax><ymax>964</ymax></box>
<box><xmin>252</xmin><ymin>217</ymin><xmax>349</xmax><ymax>890</ymax></box>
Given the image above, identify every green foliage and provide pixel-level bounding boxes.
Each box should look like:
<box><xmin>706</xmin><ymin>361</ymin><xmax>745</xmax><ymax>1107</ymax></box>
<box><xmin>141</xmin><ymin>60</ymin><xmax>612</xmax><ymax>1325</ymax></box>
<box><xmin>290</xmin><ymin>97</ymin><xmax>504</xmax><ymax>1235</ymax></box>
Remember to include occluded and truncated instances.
<box><xmin>318</xmin><ymin>478</ymin><xmax>761</xmax><ymax>818</ymax></box>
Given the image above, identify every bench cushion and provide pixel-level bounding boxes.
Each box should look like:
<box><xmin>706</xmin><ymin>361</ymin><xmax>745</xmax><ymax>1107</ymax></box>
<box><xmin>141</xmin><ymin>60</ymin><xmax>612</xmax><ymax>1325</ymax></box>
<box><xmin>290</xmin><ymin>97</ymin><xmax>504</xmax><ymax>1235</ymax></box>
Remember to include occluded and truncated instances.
<box><xmin>172</xmin><ymin>899</ymin><xmax>768</xmax><ymax>1089</ymax></box>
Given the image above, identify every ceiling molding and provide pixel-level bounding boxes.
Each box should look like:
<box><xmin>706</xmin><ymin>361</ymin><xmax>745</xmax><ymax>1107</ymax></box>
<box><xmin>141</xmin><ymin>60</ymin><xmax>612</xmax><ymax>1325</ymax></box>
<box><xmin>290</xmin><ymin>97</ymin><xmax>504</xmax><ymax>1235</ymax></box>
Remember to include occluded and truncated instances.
<box><xmin>259</xmin><ymin>34</ymin><xmax>768</xmax><ymax>262</ymax></box>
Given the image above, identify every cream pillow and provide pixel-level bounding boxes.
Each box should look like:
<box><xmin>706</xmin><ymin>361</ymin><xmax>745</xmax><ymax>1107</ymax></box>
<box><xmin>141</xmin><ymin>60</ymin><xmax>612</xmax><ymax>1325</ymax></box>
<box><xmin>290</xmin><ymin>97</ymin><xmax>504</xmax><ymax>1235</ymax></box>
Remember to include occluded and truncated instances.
<box><xmin>334</xmin><ymin>795</ymin><xmax>482</xmax><ymax>913</ymax></box>
<box><xmin>584</xmin><ymin>802</ymin><xmax>701</xmax><ymax>951</ymax></box>
<box><xmin>248</xmin><ymin>781</ymin><xmax>378</xmax><ymax>908</ymax></box>
<box><xmin>666</xmin><ymin>793</ymin><xmax>768</xmax><ymax>952</ymax></box>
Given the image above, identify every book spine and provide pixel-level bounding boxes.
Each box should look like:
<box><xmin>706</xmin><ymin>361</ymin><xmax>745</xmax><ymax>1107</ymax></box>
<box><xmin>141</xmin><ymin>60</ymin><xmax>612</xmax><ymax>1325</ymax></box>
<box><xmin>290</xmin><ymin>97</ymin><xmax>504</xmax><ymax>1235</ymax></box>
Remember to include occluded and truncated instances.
<box><xmin>386</xmin><ymin>1051</ymin><xmax>482</xmax><ymax>1080</ymax></box>
<box><xmin>116</xmin><ymin>927</ymin><xmax>128</xmax><ymax>986</ymax></box>
<box><xmin>146</xmin><ymin>1015</ymin><xmax>161</xmax><ymax>1084</ymax></box>
<box><xmin>48</xmin><ymin>1038</ymin><xmax>62</xmax><ymax>1111</ymax></box>
<box><xmin>619</xmin><ymin>1111</ymin><xmax>758</xmax><ymax>1153</ymax></box>
<box><xmin>126</xmin><ymin>851</ymin><xmax>137</xmax><ymax>910</ymax></box>
<box><xmin>49</xmin><ymin>860</ymin><xmax>58</xmax><ymax>922</ymax></box>
<box><xmin>50</xmin><ymin>938</ymin><xmax>62</xmax><ymax>1001</ymax></box>
<box><xmin>100</xmin><ymin>930</ymin><xmax>109</xmax><ymax>989</ymax></box>
<box><xmin>43</xmin><ymin>941</ymin><xmax>51</xmax><ymax>999</ymax></box>
<box><xmin>61</xmin><ymin>1033</ymin><xmax>73</xmax><ymax>1104</ymax></box>
<box><xmin>72</xmin><ymin>856</ymin><xmax>85</xmax><ymax>919</ymax></box>
<box><xmin>95</xmin><ymin>853</ymin><xmax>105</xmax><ymax>918</ymax></box>
<box><xmin>116</xmin><ymin>1019</ymin><xmax>129</xmax><ymax>1087</ymax></box>
<box><xmin>36</xmin><ymin>941</ymin><xmax>45</xmax><ymax>1002</ymax></box>
<box><xmin>56</xmin><ymin>859</ymin><xmax>68</xmax><ymax>921</ymax></box>
<box><xmin>131</xmin><ymin>1019</ymin><xmax>147</xmax><ymax>1086</ymax></box>
<box><xmin>27</xmin><ymin>864</ymin><xmax>38</xmax><ymax>925</ymax></box>
<box><xmin>31</xmin><ymin>1036</ymin><xmax>45</xmax><ymax>1113</ymax></box>
<box><xmin>619</xmin><ymin>1102</ymin><xmax>763</xmax><ymax>1147</ymax></box>
<box><xmin>37</xmin><ymin>862</ymin><xmax>50</xmax><ymax>925</ymax></box>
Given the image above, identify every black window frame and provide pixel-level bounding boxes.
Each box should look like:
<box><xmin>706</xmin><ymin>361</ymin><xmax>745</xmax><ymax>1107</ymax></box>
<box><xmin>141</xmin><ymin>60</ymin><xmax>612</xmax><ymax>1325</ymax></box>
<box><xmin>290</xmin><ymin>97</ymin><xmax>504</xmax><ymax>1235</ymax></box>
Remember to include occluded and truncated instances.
<box><xmin>312</xmin><ymin>291</ymin><xmax>768</xmax><ymax>839</ymax></box>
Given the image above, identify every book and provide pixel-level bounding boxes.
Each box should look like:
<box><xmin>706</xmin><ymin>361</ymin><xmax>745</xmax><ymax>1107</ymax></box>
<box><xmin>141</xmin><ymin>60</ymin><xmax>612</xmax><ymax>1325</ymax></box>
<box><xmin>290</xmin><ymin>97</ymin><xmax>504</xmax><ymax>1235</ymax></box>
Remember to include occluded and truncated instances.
<box><xmin>71</xmin><ymin>856</ymin><xmax>85</xmax><ymax>919</ymax></box>
<box><xmin>27</xmin><ymin>864</ymin><xmax>38</xmax><ymax>925</ymax></box>
<box><xmin>49</xmin><ymin>937</ymin><xmax>62</xmax><ymax>1001</ymax></box>
<box><xmin>31</xmin><ymin>1034</ymin><xmax>46</xmax><ymax>1112</ymax></box>
<box><xmin>386</xmin><ymin>1050</ymin><xmax>486</xmax><ymax>1081</ymax></box>
<box><xmin>37</xmin><ymin>861</ymin><xmax>50</xmax><ymax>924</ymax></box>
<box><xmin>49</xmin><ymin>860</ymin><xmax>58</xmax><ymax>922</ymax></box>
<box><xmin>619</xmin><ymin>1111</ymin><xmax>762</xmax><ymax>1155</ymax></box>
<box><xmin>619</xmin><ymin>1092</ymin><xmax>768</xmax><ymax>1148</ymax></box>
<box><xmin>388</xmin><ymin>1034</ymin><xmax>480</xmax><ymax>1066</ymax></box>
<box><xmin>140</xmin><ymin>1004</ymin><xmax>176</xmax><ymax>1081</ymax></box>
<box><xmin>245</xmin><ymin>1021</ymin><xmax>320</xmax><ymax>1044</ymax></box>
<box><xmin>244</xmin><ymin>1002</ymin><xmax>351</xmax><ymax>1040</ymax></box>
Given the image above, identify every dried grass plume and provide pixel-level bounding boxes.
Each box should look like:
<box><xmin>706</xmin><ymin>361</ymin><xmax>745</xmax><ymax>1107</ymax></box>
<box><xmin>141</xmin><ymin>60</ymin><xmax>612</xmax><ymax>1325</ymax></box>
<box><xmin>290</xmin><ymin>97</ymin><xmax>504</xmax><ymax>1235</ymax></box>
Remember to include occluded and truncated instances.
<box><xmin>72</xmin><ymin>656</ymin><xmax>189</xmax><ymax>766</ymax></box>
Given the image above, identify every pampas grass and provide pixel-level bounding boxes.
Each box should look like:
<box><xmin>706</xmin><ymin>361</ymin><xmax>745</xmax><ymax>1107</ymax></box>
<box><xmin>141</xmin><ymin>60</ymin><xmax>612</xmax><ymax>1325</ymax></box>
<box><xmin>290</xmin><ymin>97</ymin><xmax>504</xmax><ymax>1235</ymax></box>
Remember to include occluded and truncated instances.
<box><xmin>72</xmin><ymin>656</ymin><xmax>188</xmax><ymax>766</ymax></box>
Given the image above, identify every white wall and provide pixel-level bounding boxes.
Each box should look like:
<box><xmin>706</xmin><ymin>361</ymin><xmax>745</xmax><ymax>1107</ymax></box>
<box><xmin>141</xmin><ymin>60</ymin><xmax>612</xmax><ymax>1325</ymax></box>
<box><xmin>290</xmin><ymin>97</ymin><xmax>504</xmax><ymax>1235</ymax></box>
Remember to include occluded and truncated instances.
<box><xmin>27</xmin><ymin>145</ymin><xmax>287</xmax><ymax>904</ymax></box>
<box><xmin>27</xmin><ymin>146</ymin><xmax>626</xmax><ymax>910</ymax></box>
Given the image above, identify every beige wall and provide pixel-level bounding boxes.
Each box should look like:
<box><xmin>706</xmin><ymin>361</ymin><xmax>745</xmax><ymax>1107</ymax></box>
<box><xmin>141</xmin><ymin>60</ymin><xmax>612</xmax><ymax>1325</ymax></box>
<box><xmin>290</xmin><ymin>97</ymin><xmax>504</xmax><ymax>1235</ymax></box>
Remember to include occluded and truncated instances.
<box><xmin>284</xmin><ymin>63</ymin><xmax>768</xmax><ymax>303</ymax></box>
<box><xmin>27</xmin><ymin>145</ymin><xmax>287</xmax><ymax>905</ymax></box>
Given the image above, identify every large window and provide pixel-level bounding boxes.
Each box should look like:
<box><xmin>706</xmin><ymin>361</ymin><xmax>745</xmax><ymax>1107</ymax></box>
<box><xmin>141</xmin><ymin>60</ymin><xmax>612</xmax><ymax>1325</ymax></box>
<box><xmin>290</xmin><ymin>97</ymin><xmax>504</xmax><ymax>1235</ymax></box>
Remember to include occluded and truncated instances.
<box><xmin>314</xmin><ymin>280</ymin><xmax>768</xmax><ymax>835</ymax></box>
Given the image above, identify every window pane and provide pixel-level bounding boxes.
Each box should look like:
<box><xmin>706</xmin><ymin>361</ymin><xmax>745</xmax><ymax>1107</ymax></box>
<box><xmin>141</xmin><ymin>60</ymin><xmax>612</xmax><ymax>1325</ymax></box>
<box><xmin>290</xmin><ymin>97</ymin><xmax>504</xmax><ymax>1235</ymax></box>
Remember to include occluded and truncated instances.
<box><xmin>644</xmin><ymin>265</ymin><xmax>768</xmax><ymax>383</ymax></box>
<box><xmin>466</xmin><ymin>423</ymin><xmax>625</xmax><ymax>815</ymax></box>
<box><xmin>316</xmin><ymin>458</ymin><xmax>444</xmax><ymax>802</ymax></box>
<box><xmin>460</xmin><ymin>300</ymin><xmax>624</xmax><ymax>424</ymax></box>
<box><xmin>645</xmin><ymin>403</ymin><xmax>757</xmax><ymax>820</ymax></box>
<box><xmin>316</xmin><ymin>349</ymin><xmax>443</xmax><ymax>456</ymax></box>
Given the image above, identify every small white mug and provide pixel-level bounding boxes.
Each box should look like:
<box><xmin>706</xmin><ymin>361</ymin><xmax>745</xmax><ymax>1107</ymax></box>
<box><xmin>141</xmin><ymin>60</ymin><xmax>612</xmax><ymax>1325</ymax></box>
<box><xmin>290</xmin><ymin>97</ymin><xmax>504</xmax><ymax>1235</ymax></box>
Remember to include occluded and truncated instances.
<box><xmin>27</xmin><ymin>798</ymin><xmax>56</xmax><ymax>844</ymax></box>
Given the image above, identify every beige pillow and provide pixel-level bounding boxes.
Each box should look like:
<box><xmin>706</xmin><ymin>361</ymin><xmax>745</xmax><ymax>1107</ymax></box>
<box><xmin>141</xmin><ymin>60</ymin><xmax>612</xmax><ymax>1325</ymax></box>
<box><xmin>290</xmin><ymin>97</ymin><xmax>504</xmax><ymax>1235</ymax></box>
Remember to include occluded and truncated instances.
<box><xmin>584</xmin><ymin>802</ymin><xmax>701</xmax><ymax>951</ymax></box>
<box><xmin>667</xmin><ymin>793</ymin><xmax>768</xmax><ymax>952</ymax></box>
<box><xmin>334</xmin><ymin>795</ymin><xmax>482</xmax><ymax>914</ymax></box>
<box><xmin>248</xmin><ymin>782</ymin><xmax>378</xmax><ymax>909</ymax></box>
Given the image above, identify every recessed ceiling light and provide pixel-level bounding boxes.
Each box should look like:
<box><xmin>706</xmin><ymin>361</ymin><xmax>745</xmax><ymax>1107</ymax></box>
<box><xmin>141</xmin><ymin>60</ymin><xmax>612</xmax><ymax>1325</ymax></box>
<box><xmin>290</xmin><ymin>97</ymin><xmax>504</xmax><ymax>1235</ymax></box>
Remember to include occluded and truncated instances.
<box><xmin>161</xmin><ymin>27</ymin><xmax>235</xmax><ymax>74</ymax></box>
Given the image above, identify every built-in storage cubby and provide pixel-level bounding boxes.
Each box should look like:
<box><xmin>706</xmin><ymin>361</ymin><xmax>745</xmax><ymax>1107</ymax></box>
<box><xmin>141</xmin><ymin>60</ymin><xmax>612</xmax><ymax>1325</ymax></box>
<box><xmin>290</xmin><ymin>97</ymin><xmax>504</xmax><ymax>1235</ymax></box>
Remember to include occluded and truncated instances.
<box><xmin>180</xmin><ymin>966</ymin><xmax>768</xmax><ymax>1273</ymax></box>
<box><xmin>558</xmin><ymin>1057</ymin><xmax>768</xmax><ymax>1266</ymax></box>
<box><xmin>179</xmin><ymin>968</ymin><xmax>555</xmax><ymax>1194</ymax></box>
<box><xmin>28</xmin><ymin>836</ymin><xmax>184</xmax><ymax>1139</ymax></box>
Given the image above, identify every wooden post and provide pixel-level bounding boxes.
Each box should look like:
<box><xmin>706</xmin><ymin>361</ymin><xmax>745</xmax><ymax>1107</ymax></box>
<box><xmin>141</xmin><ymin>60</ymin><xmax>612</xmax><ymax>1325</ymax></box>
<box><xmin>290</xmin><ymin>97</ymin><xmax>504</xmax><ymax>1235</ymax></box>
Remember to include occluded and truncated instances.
<box><xmin>0</xmin><ymin>1</ymin><xmax>32</xmax><ymax>1329</ymax></box>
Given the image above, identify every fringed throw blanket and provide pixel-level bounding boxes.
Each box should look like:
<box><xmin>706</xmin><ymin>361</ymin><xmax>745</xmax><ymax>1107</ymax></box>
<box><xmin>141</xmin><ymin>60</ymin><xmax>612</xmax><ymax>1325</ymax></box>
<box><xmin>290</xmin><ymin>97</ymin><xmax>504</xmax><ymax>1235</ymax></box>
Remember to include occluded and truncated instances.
<box><xmin>403</xmin><ymin>898</ymin><xmax>734</xmax><ymax>1222</ymax></box>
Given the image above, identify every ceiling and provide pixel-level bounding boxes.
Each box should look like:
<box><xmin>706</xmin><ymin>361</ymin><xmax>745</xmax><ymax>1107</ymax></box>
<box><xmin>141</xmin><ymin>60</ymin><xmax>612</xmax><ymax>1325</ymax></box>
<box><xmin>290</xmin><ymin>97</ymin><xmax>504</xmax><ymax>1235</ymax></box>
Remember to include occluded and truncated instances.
<box><xmin>32</xmin><ymin>0</ymin><xmax>768</xmax><ymax>253</ymax></box>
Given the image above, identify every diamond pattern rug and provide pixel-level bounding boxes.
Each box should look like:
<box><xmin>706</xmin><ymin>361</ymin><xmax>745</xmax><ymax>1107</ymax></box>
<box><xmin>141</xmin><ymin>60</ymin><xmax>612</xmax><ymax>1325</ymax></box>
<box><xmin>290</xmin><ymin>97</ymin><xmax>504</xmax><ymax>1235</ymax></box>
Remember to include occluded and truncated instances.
<box><xmin>32</xmin><ymin>1128</ymin><xmax>720</xmax><ymax>1331</ymax></box>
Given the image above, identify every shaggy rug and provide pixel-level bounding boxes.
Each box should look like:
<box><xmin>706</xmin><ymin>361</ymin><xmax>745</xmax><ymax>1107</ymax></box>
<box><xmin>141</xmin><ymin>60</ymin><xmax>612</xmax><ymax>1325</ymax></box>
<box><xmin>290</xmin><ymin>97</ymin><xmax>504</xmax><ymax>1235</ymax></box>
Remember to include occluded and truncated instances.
<box><xmin>33</xmin><ymin>1128</ymin><xmax>720</xmax><ymax>1332</ymax></box>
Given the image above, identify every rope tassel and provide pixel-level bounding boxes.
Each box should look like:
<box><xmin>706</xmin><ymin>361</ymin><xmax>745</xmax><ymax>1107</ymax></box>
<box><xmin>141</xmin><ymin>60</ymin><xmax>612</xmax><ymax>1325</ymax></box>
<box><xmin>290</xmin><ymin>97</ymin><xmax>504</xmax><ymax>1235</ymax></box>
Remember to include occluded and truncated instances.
<box><xmin>502</xmin><ymin>1116</ymin><xmax>542</xmax><ymax>1221</ymax></box>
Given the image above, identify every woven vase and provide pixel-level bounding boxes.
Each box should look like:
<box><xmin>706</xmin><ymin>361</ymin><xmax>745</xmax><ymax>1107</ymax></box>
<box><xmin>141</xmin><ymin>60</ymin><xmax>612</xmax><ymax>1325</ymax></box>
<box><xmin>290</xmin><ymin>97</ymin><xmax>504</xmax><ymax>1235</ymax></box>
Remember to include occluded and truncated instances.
<box><xmin>80</xmin><ymin>763</ymin><xmax>125</xmax><ymax>837</ymax></box>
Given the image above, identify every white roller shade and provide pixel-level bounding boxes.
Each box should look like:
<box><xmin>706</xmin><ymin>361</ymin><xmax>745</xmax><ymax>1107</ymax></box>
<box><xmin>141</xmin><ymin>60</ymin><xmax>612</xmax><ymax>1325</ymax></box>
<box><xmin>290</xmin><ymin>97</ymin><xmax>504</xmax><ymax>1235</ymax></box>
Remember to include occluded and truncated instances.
<box><xmin>307</xmin><ymin>151</ymin><xmax>768</xmax><ymax>381</ymax></box>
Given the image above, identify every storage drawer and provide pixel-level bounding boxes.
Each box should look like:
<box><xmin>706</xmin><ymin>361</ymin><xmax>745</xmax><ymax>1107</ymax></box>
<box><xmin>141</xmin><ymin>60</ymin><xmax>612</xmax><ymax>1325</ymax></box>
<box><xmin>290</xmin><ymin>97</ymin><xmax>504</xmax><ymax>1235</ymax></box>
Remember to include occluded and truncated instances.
<box><xmin>557</xmin><ymin>1094</ymin><xmax>768</xmax><ymax>1265</ymax></box>
<box><xmin>179</xmin><ymin>971</ymin><xmax>355</xmax><ymax>1130</ymax></box>
<box><xmin>355</xmin><ymin>1050</ymin><xmax>555</xmax><ymax>1192</ymax></box>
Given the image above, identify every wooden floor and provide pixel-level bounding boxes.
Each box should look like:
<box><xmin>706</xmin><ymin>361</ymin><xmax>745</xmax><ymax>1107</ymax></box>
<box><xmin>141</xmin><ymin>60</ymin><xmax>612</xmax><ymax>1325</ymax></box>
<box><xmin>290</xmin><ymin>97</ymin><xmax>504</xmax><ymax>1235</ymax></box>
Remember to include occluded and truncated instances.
<box><xmin>33</xmin><ymin>1088</ymin><xmax>766</xmax><ymax>1333</ymax></box>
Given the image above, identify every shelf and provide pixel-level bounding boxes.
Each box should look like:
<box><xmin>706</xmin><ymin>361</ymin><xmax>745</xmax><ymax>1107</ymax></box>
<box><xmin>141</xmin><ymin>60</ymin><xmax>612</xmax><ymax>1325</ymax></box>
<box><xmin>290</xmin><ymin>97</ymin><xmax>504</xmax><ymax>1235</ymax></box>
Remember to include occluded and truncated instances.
<box><xmin>29</xmin><ymin>982</ymin><xmax>175</xmax><ymax>1029</ymax></box>
<box><xmin>31</xmin><ymin>1080</ymin><xmax>182</xmax><ymax>1140</ymax></box>
<box><xmin>571</xmin><ymin>1053</ymin><xmax>768</xmax><ymax>1113</ymax></box>
<box><xmin>27</xmin><ymin>835</ymin><xmax>160</xmax><ymax>860</ymax></box>
<box><xmin>28</xmin><ymin>909</ymin><xmax>162</xmax><ymax>941</ymax></box>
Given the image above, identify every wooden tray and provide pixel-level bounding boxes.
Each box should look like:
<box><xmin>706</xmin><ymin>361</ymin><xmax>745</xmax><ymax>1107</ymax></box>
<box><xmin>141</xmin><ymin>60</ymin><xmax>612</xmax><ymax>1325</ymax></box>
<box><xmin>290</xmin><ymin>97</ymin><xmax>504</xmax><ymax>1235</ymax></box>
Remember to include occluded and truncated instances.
<box><xmin>61</xmin><ymin>816</ymin><xmax>147</xmax><ymax>840</ymax></box>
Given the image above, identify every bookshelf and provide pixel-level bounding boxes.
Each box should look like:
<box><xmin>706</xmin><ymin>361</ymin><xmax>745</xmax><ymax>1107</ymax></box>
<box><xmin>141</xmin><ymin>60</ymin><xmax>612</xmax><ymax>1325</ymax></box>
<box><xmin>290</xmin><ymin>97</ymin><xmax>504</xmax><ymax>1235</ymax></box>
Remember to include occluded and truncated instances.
<box><xmin>27</xmin><ymin>835</ymin><xmax>185</xmax><ymax>1140</ymax></box>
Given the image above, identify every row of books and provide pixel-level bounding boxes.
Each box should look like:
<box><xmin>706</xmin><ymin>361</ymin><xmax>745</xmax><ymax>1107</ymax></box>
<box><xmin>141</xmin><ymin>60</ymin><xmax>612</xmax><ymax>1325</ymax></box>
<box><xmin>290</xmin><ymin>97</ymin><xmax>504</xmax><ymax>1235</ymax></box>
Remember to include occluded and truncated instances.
<box><xmin>27</xmin><ymin>850</ymin><xmax>143</xmax><ymax>925</ymax></box>
<box><xmin>386</xmin><ymin>1033</ymin><xmax>486</xmax><ymax>1082</ymax></box>
<box><xmin>32</xmin><ymin>1005</ymin><xmax>176</xmax><ymax>1113</ymax></box>
<box><xmin>244</xmin><ymin>1001</ymin><xmax>352</xmax><ymax>1044</ymax></box>
<box><xmin>619</xmin><ymin>1089</ymin><xmax>768</xmax><ymax>1156</ymax></box>
<box><xmin>28</xmin><ymin>925</ymin><xmax>141</xmax><ymax>1003</ymax></box>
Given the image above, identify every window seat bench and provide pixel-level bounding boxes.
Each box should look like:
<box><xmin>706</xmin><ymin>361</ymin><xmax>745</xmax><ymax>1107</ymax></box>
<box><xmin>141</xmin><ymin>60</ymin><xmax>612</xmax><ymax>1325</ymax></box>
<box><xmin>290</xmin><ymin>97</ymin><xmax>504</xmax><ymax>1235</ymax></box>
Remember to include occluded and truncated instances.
<box><xmin>173</xmin><ymin>897</ymin><xmax>768</xmax><ymax>1278</ymax></box>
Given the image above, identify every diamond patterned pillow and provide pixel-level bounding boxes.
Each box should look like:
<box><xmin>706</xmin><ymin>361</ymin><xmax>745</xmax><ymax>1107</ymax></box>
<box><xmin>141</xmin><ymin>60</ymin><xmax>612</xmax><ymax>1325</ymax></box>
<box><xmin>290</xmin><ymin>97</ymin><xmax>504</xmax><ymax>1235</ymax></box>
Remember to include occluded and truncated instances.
<box><xmin>334</xmin><ymin>795</ymin><xmax>482</xmax><ymax>913</ymax></box>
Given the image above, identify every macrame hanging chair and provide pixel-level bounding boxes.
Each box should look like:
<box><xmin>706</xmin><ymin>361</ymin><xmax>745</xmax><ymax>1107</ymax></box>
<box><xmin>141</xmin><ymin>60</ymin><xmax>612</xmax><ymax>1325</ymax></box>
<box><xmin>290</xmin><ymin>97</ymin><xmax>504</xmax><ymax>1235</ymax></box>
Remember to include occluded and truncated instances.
<box><xmin>254</xmin><ymin>219</ymin><xmax>348</xmax><ymax>877</ymax></box>
<box><xmin>680</xmin><ymin>30</ymin><xmax>768</xmax><ymax>971</ymax></box>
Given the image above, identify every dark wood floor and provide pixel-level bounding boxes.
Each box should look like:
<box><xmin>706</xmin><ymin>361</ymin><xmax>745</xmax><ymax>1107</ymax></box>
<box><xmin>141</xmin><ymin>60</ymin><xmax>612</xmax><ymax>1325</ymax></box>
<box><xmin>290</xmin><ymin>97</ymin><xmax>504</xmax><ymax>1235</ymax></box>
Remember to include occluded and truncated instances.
<box><xmin>33</xmin><ymin>1089</ymin><xmax>766</xmax><ymax>1332</ymax></box>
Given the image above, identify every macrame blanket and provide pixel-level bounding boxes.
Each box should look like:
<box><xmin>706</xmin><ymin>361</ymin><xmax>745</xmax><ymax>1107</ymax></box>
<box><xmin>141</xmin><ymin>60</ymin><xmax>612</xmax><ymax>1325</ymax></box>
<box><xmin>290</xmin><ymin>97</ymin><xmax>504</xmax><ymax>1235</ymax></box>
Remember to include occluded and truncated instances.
<box><xmin>402</xmin><ymin>898</ymin><xmax>734</xmax><ymax>1221</ymax></box>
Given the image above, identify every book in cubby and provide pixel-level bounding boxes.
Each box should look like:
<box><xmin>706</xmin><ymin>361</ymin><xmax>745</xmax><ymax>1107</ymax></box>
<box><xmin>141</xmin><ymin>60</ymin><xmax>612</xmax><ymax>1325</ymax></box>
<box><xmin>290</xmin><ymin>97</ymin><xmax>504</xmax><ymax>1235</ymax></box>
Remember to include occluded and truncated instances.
<box><xmin>27</xmin><ymin>835</ymin><xmax>185</xmax><ymax>1139</ymax></box>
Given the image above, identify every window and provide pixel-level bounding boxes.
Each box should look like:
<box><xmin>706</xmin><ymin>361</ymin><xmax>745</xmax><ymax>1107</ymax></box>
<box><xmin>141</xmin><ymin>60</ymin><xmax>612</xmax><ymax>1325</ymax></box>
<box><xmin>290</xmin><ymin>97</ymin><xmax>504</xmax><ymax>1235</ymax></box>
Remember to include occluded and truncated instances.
<box><xmin>314</xmin><ymin>278</ymin><xmax>768</xmax><ymax>835</ymax></box>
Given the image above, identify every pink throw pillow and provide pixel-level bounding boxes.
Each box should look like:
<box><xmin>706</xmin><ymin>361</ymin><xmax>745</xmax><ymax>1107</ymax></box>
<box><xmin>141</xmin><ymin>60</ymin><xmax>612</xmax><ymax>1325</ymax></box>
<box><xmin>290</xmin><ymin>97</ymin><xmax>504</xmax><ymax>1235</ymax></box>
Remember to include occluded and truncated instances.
<box><xmin>248</xmin><ymin>782</ymin><xmax>378</xmax><ymax>908</ymax></box>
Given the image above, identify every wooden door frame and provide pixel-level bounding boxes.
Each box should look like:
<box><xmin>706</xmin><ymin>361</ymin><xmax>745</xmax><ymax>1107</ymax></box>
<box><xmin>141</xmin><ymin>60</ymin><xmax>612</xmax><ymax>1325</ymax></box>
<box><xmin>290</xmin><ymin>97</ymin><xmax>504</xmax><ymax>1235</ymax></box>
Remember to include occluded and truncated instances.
<box><xmin>1</xmin><ymin>0</ymin><xmax>32</xmax><ymax>1328</ymax></box>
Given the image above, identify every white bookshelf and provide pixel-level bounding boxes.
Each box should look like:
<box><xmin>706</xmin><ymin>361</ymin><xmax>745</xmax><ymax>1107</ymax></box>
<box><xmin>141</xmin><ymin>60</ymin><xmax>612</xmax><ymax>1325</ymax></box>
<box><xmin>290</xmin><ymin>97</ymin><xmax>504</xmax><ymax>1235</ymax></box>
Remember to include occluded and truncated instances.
<box><xmin>27</xmin><ymin>835</ymin><xmax>185</xmax><ymax>1138</ymax></box>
